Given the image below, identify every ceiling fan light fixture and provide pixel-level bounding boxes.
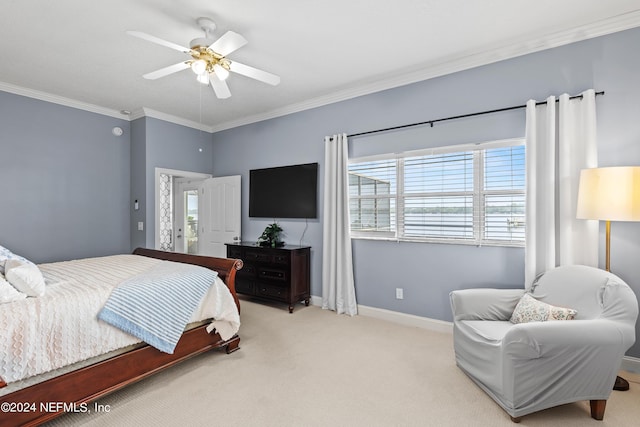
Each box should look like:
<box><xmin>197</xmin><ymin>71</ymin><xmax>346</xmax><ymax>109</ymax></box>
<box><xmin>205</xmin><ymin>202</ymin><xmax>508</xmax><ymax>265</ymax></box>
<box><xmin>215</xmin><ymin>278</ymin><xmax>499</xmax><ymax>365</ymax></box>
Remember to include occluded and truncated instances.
<box><xmin>191</xmin><ymin>59</ymin><xmax>207</xmax><ymax>75</ymax></box>
<box><xmin>213</xmin><ymin>63</ymin><xmax>230</xmax><ymax>81</ymax></box>
<box><xmin>196</xmin><ymin>72</ymin><xmax>210</xmax><ymax>85</ymax></box>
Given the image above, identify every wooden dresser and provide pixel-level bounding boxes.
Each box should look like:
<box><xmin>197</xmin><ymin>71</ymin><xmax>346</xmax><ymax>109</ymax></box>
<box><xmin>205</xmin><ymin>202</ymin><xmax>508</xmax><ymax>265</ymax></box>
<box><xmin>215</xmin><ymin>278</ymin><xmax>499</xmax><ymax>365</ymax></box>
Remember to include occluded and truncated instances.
<box><xmin>225</xmin><ymin>242</ymin><xmax>311</xmax><ymax>313</ymax></box>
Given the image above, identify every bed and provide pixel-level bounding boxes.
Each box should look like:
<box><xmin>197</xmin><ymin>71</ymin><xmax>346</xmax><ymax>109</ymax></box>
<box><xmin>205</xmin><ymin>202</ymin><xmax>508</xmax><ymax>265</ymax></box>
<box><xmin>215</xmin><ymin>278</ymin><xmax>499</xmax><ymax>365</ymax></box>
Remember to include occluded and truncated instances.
<box><xmin>0</xmin><ymin>247</ymin><xmax>242</xmax><ymax>427</ymax></box>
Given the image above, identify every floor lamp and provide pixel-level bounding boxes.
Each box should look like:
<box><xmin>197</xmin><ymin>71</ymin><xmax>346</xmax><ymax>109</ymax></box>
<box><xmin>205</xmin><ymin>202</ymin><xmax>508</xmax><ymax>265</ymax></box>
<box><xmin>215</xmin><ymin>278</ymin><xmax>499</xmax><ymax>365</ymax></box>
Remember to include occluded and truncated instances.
<box><xmin>577</xmin><ymin>166</ymin><xmax>640</xmax><ymax>391</ymax></box>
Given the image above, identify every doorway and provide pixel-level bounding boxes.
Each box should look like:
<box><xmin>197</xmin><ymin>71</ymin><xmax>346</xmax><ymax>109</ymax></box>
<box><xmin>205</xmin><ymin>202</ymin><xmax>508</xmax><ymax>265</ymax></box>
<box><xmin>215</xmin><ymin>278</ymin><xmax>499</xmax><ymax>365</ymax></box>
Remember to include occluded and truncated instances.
<box><xmin>154</xmin><ymin>168</ymin><xmax>211</xmax><ymax>253</ymax></box>
<box><xmin>154</xmin><ymin>168</ymin><xmax>241</xmax><ymax>257</ymax></box>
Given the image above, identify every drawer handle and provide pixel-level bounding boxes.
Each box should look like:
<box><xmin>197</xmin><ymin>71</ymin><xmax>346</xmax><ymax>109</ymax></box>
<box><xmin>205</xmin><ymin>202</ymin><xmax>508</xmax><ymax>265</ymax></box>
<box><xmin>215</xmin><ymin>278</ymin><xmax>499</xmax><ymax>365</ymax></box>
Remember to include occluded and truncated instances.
<box><xmin>261</xmin><ymin>271</ymin><xmax>284</xmax><ymax>278</ymax></box>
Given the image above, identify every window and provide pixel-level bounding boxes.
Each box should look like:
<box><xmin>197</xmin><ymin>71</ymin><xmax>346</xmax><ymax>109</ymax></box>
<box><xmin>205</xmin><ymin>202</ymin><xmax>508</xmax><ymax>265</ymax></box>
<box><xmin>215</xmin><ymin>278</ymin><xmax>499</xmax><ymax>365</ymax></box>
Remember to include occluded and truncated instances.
<box><xmin>348</xmin><ymin>139</ymin><xmax>525</xmax><ymax>246</ymax></box>
<box><xmin>349</xmin><ymin>159</ymin><xmax>396</xmax><ymax>236</ymax></box>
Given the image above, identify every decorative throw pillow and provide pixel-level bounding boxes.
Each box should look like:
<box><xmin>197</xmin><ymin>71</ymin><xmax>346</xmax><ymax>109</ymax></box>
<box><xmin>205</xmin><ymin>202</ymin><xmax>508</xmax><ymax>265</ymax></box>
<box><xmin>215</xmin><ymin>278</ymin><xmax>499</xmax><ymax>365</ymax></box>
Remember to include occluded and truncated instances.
<box><xmin>510</xmin><ymin>293</ymin><xmax>577</xmax><ymax>324</ymax></box>
<box><xmin>0</xmin><ymin>244</ymin><xmax>36</xmax><ymax>275</ymax></box>
<box><xmin>0</xmin><ymin>244</ymin><xmax>12</xmax><ymax>275</ymax></box>
<box><xmin>4</xmin><ymin>259</ymin><xmax>46</xmax><ymax>297</ymax></box>
<box><xmin>0</xmin><ymin>274</ymin><xmax>27</xmax><ymax>304</ymax></box>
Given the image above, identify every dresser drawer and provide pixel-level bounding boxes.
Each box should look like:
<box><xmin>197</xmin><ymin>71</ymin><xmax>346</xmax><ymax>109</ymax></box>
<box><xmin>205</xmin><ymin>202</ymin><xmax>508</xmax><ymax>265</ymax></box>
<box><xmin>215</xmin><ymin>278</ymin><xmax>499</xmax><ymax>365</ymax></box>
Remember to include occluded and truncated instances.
<box><xmin>238</xmin><ymin>264</ymin><xmax>257</xmax><ymax>278</ymax></box>
<box><xmin>257</xmin><ymin>267</ymin><xmax>287</xmax><ymax>282</ymax></box>
<box><xmin>244</xmin><ymin>250</ymin><xmax>273</xmax><ymax>263</ymax></box>
<box><xmin>235</xmin><ymin>279</ymin><xmax>255</xmax><ymax>295</ymax></box>
<box><xmin>243</xmin><ymin>249</ymin><xmax>290</xmax><ymax>265</ymax></box>
<box><xmin>227</xmin><ymin>247</ymin><xmax>243</xmax><ymax>259</ymax></box>
<box><xmin>272</xmin><ymin>253</ymin><xmax>290</xmax><ymax>265</ymax></box>
<box><xmin>257</xmin><ymin>283</ymin><xmax>287</xmax><ymax>300</ymax></box>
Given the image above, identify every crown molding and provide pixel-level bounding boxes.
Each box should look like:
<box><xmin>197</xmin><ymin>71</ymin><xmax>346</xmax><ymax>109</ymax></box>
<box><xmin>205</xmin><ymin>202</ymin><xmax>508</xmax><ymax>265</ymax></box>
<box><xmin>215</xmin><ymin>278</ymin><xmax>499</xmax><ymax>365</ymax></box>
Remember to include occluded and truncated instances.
<box><xmin>2</xmin><ymin>10</ymin><xmax>640</xmax><ymax>133</ymax></box>
<box><xmin>140</xmin><ymin>108</ymin><xmax>213</xmax><ymax>132</ymax></box>
<box><xmin>210</xmin><ymin>9</ymin><xmax>640</xmax><ymax>132</ymax></box>
<box><xmin>128</xmin><ymin>108</ymin><xmax>146</xmax><ymax>121</ymax></box>
<box><xmin>0</xmin><ymin>81</ymin><xmax>126</xmax><ymax>120</ymax></box>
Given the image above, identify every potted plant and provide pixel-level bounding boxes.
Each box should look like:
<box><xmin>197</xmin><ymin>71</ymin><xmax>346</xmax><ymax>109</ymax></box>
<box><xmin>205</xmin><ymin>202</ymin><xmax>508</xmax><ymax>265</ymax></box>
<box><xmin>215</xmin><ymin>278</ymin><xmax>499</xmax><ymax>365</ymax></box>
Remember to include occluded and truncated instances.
<box><xmin>258</xmin><ymin>223</ymin><xmax>284</xmax><ymax>247</ymax></box>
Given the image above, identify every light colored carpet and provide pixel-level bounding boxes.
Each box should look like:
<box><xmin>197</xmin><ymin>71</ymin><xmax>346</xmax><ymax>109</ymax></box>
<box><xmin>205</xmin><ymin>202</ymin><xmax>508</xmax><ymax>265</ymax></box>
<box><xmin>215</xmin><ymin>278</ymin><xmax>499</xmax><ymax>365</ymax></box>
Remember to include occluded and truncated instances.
<box><xmin>47</xmin><ymin>298</ymin><xmax>640</xmax><ymax>427</ymax></box>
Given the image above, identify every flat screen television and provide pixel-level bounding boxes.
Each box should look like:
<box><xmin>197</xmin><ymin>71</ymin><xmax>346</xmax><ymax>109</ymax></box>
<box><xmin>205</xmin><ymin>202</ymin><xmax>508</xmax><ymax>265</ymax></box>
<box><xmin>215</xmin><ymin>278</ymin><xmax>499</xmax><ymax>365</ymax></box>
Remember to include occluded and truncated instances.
<box><xmin>249</xmin><ymin>162</ymin><xmax>318</xmax><ymax>218</ymax></box>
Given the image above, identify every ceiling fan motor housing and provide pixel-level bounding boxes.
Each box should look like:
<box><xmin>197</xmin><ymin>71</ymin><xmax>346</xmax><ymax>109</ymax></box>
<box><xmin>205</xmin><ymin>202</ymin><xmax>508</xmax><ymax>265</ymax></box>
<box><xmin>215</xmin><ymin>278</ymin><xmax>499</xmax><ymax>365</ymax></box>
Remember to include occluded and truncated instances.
<box><xmin>190</xmin><ymin>37</ymin><xmax>215</xmax><ymax>49</ymax></box>
<box><xmin>190</xmin><ymin>45</ymin><xmax>230</xmax><ymax>74</ymax></box>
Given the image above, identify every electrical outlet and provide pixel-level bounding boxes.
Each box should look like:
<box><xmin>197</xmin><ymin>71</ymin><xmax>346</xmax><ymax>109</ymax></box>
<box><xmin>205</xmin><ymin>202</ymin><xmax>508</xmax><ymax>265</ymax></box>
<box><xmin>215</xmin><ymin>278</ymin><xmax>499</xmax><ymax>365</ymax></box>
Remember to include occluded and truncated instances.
<box><xmin>395</xmin><ymin>288</ymin><xmax>404</xmax><ymax>300</ymax></box>
<box><xmin>138</xmin><ymin>221</ymin><xmax>144</xmax><ymax>231</ymax></box>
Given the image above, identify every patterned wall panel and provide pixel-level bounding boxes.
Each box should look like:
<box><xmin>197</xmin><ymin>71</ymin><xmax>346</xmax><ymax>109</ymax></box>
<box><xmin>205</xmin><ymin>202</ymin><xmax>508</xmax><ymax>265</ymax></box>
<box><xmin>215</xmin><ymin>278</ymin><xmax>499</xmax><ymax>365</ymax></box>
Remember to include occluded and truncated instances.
<box><xmin>159</xmin><ymin>173</ymin><xmax>173</xmax><ymax>251</ymax></box>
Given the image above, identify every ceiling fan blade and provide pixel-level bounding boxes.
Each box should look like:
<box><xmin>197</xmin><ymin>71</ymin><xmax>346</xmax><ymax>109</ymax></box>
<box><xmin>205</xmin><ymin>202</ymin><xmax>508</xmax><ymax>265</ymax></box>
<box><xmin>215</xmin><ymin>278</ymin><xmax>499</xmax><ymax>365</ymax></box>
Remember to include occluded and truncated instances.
<box><xmin>143</xmin><ymin>62</ymin><xmax>191</xmax><ymax>80</ymax></box>
<box><xmin>209</xmin><ymin>74</ymin><xmax>231</xmax><ymax>99</ymax></box>
<box><xmin>229</xmin><ymin>61</ymin><xmax>280</xmax><ymax>86</ymax></box>
<box><xmin>127</xmin><ymin>30</ymin><xmax>193</xmax><ymax>54</ymax></box>
<box><xmin>209</xmin><ymin>31</ymin><xmax>248</xmax><ymax>56</ymax></box>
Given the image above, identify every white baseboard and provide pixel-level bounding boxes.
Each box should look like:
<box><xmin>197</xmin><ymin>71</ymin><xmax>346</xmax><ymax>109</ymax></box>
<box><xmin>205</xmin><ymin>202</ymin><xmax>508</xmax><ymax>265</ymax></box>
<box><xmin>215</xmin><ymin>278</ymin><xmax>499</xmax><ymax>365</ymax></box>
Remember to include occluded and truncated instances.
<box><xmin>357</xmin><ymin>305</ymin><xmax>454</xmax><ymax>334</ymax></box>
<box><xmin>309</xmin><ymin>295</ymin><xmax>453</xmax><ymax>334</ymax></box>
<box><xmin>309</xmin><ymin>295</ymin><xmax>323</xmax><ymax>307</ymax></box>
<box><xmin>621</xmin><ymin>356</ymin><xmax>640</xmax><ymax>374</ymax></box>
<box><xmin>311</xmin><ymin>296</ymin><xmax>640</xmax><ymax>368</ymax></box>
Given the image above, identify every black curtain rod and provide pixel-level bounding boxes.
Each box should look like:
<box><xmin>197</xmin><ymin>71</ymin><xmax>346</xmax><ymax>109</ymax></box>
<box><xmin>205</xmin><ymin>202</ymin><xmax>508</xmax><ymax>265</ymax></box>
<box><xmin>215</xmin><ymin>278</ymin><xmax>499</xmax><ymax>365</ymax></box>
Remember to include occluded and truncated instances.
<box><xmin>347</xmin><ymin>91</ymin><xmax>605</xmax><ymax>138</ymax></box>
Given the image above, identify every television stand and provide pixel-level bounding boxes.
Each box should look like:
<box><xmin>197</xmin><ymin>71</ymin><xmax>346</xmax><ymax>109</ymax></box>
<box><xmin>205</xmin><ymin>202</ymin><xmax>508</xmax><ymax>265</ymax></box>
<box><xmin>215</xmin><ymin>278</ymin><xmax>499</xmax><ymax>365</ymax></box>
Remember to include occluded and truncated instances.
<box><xmin>226</xmin><ymin>243</ymin><xmax>311</xmax><ymax>313</ymax></box>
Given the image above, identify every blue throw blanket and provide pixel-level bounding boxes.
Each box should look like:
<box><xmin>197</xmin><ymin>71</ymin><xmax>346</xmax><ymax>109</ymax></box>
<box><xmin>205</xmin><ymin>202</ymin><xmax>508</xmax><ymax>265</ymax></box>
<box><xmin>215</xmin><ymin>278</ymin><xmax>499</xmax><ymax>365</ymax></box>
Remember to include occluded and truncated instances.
<box><xmin>98</xmin><ymin>261</ymin><xmax>218</xmax><ymax>354</ymax></box>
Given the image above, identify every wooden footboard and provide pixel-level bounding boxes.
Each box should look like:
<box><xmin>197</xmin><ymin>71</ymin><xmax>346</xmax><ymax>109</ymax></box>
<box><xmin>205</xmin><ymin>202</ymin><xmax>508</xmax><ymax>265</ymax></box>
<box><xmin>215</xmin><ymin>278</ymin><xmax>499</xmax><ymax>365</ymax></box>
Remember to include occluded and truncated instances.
<box><xmin>0</xmin><ymin>248</ymin><xmax>243</xmax><ymax>426</ymax></box>
<box><xmin>132</xmin><ymin>247</ymin><xmax>243</xmax><ymax>313</ymax></box>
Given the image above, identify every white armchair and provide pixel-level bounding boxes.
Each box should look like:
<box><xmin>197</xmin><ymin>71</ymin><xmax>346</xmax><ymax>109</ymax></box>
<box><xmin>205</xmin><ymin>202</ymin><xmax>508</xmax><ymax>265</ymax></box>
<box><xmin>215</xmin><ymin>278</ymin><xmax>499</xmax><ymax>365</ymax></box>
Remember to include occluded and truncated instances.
<box><xmin>450</xmin><ymin>265</ymin><xmax>638</xmax><ymax>422</ymax></box>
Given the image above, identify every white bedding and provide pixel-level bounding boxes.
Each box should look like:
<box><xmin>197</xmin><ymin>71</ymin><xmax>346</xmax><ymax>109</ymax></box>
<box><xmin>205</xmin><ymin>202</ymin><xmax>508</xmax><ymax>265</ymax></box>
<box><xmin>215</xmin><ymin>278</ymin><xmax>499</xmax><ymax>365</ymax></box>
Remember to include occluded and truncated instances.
<box><xmin>0</xmin><ymin>254</ymin><xmax>240</xmax><ymax>385</ymax></box>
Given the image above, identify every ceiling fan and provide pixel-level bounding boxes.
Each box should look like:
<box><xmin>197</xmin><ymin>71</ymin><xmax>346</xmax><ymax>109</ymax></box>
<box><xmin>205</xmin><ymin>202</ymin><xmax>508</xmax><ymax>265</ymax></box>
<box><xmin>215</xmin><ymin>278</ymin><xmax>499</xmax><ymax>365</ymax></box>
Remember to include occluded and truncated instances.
<box><xmin>127</xmin><ymin>17</ymin><xmax>280</xmax><ymax>99</ymax></box>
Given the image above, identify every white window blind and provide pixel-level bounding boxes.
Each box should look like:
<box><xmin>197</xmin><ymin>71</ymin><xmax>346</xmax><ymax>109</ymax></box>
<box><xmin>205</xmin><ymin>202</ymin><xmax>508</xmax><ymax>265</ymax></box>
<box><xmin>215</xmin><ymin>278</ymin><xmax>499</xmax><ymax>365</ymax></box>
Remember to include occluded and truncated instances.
<box><xmin>402</xmin><ymin>150</ymin><xmax>474</xmax><ymax>240</ymax></box>
<box><xmin>348</xmin><ymin>159</ymin><xmax>396</xmax><ymax>235</ymax></box>
<box><xmin>348</xmin><ymin>139</ymin><xmax>525</xmax><ymax>246</ymax></box>
<box><xmin>482</xmin><ymin>146</ymin><xmax>525</xmax><ymax>243</ymax></box>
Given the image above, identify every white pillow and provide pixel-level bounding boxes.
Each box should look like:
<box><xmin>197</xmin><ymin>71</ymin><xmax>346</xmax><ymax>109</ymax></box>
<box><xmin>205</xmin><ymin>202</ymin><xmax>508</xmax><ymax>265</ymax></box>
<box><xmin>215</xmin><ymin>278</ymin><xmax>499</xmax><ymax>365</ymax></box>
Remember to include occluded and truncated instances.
<box><xmin>510</xmin><ymin>293</ymin><xmax>577</xmax><ymax>324</ymax></box>
<box><xmin>5</xmin><ymin>259</ymin><xmax>46</xmax><ymax>297</ymax></box>
<box><xmin>0</xmin><ymin>274</ymin><xmax>27</xmax><ymax>303</ymax></box>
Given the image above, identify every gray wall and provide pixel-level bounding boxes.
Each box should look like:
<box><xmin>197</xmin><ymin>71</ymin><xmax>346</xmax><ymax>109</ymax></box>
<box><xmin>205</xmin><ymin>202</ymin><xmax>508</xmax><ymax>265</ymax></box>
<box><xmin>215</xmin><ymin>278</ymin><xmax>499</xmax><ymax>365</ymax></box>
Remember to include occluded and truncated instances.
<box><xmin>0</xmin><ymin>99</ymin><xmax>215</xmax><ymax>261</ymax></box>
<box><xmin>0</xmin><ymin>92</ymin><xmax>130</xmax><ymax>263</ymax></box>
<box><xmin>213</xmin><ymin>27</ymin><xmax>640</xmax><ymax>357</ymax></box>
<box><xmin>130</xmin><ymin>117</ymin><xmax>147</xmax><ymax>250</ymax></box>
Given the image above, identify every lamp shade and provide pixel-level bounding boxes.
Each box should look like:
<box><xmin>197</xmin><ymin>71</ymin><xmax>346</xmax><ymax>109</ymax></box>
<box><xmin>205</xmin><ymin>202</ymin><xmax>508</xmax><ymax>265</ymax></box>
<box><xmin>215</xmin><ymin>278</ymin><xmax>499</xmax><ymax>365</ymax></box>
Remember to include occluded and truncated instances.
<box><xmin>196</xmin><ymin>72</ymin><xmax>210</xmax><ymax>85</ymax></box>
<box><xmin>213</xmin><ymin>63</ymin><xmax>229</xmax><ymax>81</ymax></box>
<box><xmin>190</xmin><ymin>59</ymin><xmax>207</xmax><ymax>75</ymax></box>
<box><xmin>577</xmin><ymin>166</ymin><xmax>640</xmax><ymax>221</ymax></box>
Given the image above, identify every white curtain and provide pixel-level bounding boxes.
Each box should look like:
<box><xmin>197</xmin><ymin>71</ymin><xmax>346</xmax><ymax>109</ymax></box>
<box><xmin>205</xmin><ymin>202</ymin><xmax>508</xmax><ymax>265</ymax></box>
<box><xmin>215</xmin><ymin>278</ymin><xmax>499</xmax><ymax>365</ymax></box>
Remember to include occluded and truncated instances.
<box><xmin>525</xmin><ymin>89</ymin><xmax>599</xmax><ymax>287</ymax></box>
<box><xmin>322</xmin><ymin>133</ymin><xmax>358</xmax><ymax>315</ymax></box>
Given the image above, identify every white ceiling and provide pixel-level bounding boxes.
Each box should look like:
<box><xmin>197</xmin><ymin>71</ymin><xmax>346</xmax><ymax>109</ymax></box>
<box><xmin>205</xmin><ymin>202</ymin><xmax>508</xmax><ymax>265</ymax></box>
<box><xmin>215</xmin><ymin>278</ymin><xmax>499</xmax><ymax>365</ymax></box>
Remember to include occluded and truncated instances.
<box><xmin>1</xmin><ymin>0</ymin><xmax>640</xmax><ymax>132</ymax></box>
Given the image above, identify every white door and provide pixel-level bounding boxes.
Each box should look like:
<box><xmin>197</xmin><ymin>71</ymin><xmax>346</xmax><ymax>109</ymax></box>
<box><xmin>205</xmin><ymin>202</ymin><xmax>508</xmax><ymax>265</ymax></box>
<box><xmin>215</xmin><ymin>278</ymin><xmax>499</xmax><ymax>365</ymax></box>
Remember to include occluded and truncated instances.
<box><xmin>174</xmin><ymin>178</ymin><xmax>204</xmax><ymax>254</ymax></box>
<box><xmin>198</xmin><ymin>175</ymin><xmax>241</xmax><ymax>257</ymax></box>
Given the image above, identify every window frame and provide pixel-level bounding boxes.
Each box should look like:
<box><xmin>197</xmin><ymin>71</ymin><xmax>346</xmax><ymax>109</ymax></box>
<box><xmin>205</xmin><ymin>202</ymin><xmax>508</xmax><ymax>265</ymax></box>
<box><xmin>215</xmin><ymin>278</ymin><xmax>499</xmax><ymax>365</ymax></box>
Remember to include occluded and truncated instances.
<box><xmin>348</xmin><ymin>138</ymin><xmax>525</xmax><ymax>247</ymax></box>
